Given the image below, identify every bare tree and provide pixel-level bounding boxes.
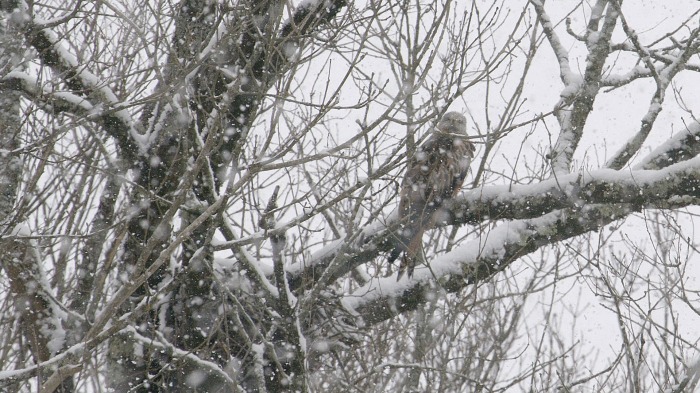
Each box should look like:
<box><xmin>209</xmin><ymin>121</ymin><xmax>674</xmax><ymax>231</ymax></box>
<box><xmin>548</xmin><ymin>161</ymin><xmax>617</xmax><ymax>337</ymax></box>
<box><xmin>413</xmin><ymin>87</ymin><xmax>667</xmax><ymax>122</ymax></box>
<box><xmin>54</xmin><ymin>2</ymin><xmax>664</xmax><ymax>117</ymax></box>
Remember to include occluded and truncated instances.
<box><xmin>2</xmin><ymin>0</ymin><xmax>700</xmax><ymax>392</ymax></box>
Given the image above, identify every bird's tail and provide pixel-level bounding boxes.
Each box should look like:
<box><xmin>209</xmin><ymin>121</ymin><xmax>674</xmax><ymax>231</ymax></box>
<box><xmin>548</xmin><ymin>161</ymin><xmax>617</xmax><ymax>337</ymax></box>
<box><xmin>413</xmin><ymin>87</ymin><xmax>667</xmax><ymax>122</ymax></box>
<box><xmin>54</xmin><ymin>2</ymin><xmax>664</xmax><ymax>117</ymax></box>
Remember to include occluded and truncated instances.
<box><xmin>389</xmin><ymin>227</ymin><xmax>424</xmax><ymax>280</ymax></box>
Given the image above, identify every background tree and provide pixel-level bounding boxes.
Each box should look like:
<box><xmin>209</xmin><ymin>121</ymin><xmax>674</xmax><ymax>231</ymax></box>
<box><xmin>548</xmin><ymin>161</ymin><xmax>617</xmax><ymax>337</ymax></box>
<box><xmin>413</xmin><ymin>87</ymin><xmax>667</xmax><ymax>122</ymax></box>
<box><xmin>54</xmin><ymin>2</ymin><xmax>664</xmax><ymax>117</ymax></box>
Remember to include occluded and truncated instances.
<box><xmin>2</xmin><ymin>0</ymin><xmax>700</xmax><ymax>392</ymax></box>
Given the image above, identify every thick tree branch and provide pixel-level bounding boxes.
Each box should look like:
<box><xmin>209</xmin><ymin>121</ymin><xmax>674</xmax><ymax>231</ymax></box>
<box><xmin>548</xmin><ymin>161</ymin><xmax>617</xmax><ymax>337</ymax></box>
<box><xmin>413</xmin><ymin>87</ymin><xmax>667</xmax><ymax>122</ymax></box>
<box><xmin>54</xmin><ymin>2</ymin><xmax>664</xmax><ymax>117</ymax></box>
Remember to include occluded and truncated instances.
<box><xmin>290</xmin><ymin>156</ymin><xmax>700</xmax><ymax>290</ymax></box>
<box><xmin>0</xmin><ymin>73</ymin><xmax>139</xmax><ymax>163</ymax></box>
<box><xmin>21</xmin><ymin>23</ymin><xmax>141</xmax><ymax>159</ymax></box>
<box><xmin>344</xmin><ymin>204</ymin><xmax>621</xmax><ymax>326</ymax></box>
<box><xmin>532</xmin><ymin>0</ymin><xmax>618</xmax><ymax>174</ymax></box>
<box><xmin>0</xmin><ymin>7</ymin><xmax>74</xmax><ymax>391</ymax></box>
<box><xmin>2</xmin><ymin>235</ymin><xmax>65</xmax><ymax>365</ymax></box>
<box><xmin>638</xmin><ymin>121</ymin><xmax>700</xmax><ymax>170</ymax></box>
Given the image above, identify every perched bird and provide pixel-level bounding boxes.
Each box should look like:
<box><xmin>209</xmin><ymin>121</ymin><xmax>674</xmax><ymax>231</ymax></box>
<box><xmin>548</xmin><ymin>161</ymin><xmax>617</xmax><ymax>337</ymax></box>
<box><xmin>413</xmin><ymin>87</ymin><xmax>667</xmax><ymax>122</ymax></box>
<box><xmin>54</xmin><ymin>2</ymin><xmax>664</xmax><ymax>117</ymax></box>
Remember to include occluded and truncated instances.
<box><xmin>389</xmin><ymin>111</ymin><xmax>475</xmax><ymax>279</ymax></box>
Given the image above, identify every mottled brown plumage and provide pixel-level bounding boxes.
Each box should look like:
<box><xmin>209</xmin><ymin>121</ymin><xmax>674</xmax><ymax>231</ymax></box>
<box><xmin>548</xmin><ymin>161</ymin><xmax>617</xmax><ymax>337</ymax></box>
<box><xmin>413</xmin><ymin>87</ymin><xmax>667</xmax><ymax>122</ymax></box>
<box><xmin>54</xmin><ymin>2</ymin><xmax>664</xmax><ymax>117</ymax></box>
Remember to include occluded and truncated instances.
<box><xmin>389</xmin><ymin>112</ymin><xmax>475</xmax><ymax>280</ymax></box>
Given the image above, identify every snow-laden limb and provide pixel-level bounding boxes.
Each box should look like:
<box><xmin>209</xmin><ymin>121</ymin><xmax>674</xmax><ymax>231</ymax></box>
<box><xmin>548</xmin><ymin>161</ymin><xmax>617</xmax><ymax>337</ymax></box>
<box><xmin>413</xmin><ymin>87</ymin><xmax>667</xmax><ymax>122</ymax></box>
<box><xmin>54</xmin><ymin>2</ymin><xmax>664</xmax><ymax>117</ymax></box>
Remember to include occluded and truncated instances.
<box><xmin>528</xmin><ymin>0</ymin><xmax>576</xmax><ymax>88</ymax></box>
<box><xmin>601</xmin><ymin>63</ymin><xmax>664</xmax><ymax>86</ymax></box>
<box><xmin>20</xmin><ymin>21</ymin><xmax>144</xmax><ymax>156</ymax></box>
<box><xmin>1</xmin><ymin>70</ymin><xmax>92</xmax><ymax>110</ymax></box>
<box><xmin>606</xmin><ymin>5</ymin><xmax>700</xmax><ymax>170</ymax></box>
<box><xmin>2</xmin><ymin>225</ymin><xmax>68</xmax><ymax>373</ymax></box>
<box><xmin>531</xmin><ymin>0</ymin><xmax>617</xmax><ymax>175</ymax></box>
<box><xmin>343</xmin><ymin>203</ymin><xmax>624</xmax><ymax>326</ymax></box>
<box><xmin>0</xmin><ymin>70</ymin><xmax>143</xmax><ymax>161</ymax></box>
<box><xmin>290</xmin><ymin>156</ymin><xmax>700</xmax><ymax>291</ymax></box>
<box><xmin>287</xmin><ymin>214</ymin><xmax>391</xmax><ymax>290</ymax></box>
<box><xmin>607</xmin><ymin>43</ymin><xmax>700</xmax><ymax>78</ymax></box>
<box><xmin>0</xmin><ymin>341</ymin><xmax>74</xmax><ymax>382</ymax></box>
<box><xmin>529</xmin><ymin>0</ymin><xmax>579</xmax><ymax>175</ymax></box>
<box><xmin>638</xmin><ymin>120</ymin><xmax>700</xmax><ymax>170</ymax></box>
<box><xmin>338</xmin><ymin>159</ymin><xmax>700</xmax><ymax>327</ymax></box>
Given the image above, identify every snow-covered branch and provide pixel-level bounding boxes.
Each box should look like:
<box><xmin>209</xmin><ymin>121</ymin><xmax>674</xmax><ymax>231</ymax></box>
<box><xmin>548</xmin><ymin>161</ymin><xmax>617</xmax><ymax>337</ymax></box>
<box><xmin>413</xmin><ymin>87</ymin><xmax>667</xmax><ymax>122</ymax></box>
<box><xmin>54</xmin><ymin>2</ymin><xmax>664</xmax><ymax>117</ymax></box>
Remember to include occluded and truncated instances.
<box><xmin>2</xmin><ymin>228</ymin><xmax>66</xmax><ymax>366</ymax></box>
<box><xmin>20</xmin><ymin>21</ymin><xmax>143</xmax><ymax>157</ymax></box>
<box><xmin>532</xmin><ymin>0</ymin><xmax>618</xmax><ymax>174</ymax></box>
<box><xmin>606</xmin><ymin>3</ymin><xmax>700</xmax><ymax>169</ymax></box>
<box><xmin>290</xmin><ymin>156</ymin><xmax>700</xmax><ymax>290</ymax></box>
<box><xmin>638</xmin><ymin>120</ymin><xmax>700</xmax><ymax>170</ymax></box>
<box><xmin>343</xmin><ymin>202</ymin><xmax>622</xmax><ymax>326</ymax></box>
<box><xmin>0</xmin><ymin>70</ymin><xmax>144</xmax><ymax>161</ymax></box>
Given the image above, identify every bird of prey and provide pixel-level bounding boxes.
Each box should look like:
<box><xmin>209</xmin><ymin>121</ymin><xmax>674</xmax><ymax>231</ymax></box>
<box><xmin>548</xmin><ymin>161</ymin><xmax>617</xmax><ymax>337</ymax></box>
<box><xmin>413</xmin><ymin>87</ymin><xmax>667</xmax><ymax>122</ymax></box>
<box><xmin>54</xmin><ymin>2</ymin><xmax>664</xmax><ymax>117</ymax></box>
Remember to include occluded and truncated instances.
<box><xmin>389</xmin><ymin>111</ymin><xmax>475</xmax><ymax>279</ymax></box>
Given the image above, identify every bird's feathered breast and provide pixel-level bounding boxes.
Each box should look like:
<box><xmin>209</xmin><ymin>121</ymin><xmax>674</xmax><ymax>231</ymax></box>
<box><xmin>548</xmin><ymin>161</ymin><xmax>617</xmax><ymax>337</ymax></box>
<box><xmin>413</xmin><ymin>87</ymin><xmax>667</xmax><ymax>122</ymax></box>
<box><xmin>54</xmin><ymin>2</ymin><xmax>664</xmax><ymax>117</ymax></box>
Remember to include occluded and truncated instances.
<box><xmin>399</xmin><ymin>133</ymin><xmax>475</xmax><ymax>226</ymax></box>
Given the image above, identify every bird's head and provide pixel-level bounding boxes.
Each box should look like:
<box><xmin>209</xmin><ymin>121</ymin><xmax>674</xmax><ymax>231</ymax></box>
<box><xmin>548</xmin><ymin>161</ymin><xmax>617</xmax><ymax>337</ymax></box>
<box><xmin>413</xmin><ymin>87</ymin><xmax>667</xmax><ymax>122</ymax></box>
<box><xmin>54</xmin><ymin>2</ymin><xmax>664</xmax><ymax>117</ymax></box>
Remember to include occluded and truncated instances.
<box><xmin>436</xmin><ymin>111</ymin><xmax>467</xmax><ymax>135</ymax></box>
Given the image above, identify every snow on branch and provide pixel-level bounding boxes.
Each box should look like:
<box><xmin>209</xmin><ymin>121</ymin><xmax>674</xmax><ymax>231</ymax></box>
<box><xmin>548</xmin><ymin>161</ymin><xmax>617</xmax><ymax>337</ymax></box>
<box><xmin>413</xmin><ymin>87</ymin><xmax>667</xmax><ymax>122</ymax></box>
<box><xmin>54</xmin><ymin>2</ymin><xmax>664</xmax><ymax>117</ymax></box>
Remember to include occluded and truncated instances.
<box><xmin>2</xmin><ymin>227</ymin><xmax>68</xmax><ymax>366</ymax></box>
<box><xmin>637</xmin><ymin>120</ymin><xmax>700</xmax><ymax>170</ymax></box>
<box><xmin>0</xmin><ymin>70</ymin><xmax>144</xmax><ymax>158</ymax></box>
<box><xmin>289</xmin><ymin>156</ymin><xmax>700</xmax><ymax>292</ymax></box>
<box><xmin>1</xmin><ymin>71</ymin><xmax>93</xmax><ymax>111</ymax></box>
<box><xmin>528</xmin><ymin>0</ymin><xmax>576</xmax><ymax>87</ymax></box>
<box><xmin>21</xmin><ymin>21</ymin><xmax>144</xmax><ymax>157</ymax></box>
<box><xmin>606</xmin><ymin>3</ymin><xmax>700</xmax><ymax>170</ymax></box>
<box><xmin>280</xmin><ymin>0</ymin><xmax>348</xmax><ymax>39</ymax></box>
<box><xmin>531</xmin><ymin>0</ymin><xmax>618</xmax><ymax>175</ymax></box>
<box><xmin>343</xmin><ymin>202</ymin><xmax>621</xmax><ymax>326</ymax></box>
<box><xmin>601</xmin><ymin>63</ymin><xmax>663</xmax><ymax>86</ymax></box>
